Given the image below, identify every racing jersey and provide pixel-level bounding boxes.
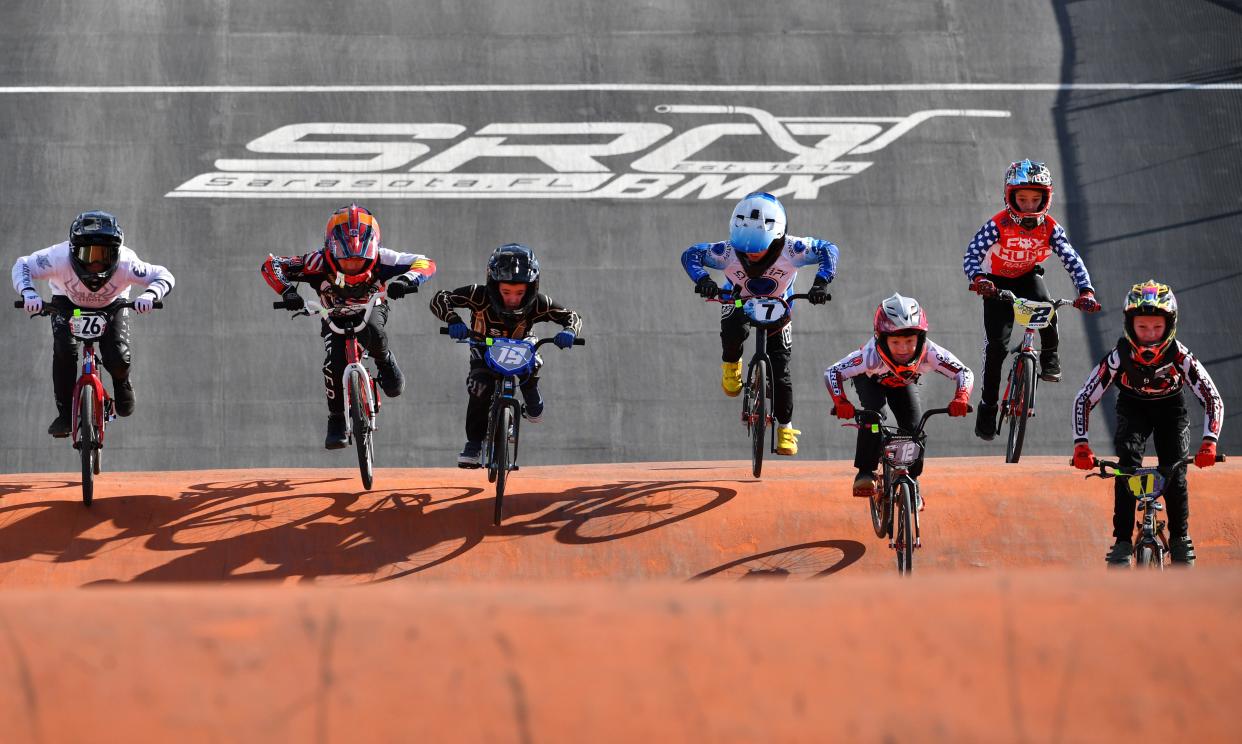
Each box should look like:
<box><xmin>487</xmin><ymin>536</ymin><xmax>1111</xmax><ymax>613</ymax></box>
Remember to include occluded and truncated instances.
<box><xmin>1072</xmin><ymin>339</ymin><xmax>1224</xmax><ymax>441</ymax></box>
<box><xmin>825</xmin><ymin>338</ymin><xmax>974</xmax><ymax>397</ymax></box>
<box><xmin>680</xmin><ymin>234</ymin><xmax>838</xmax><ymax>299</ymax></box>
<box><xmin>11</xmin><ymin>241</ymin><xmax>175</xmax><ymax>308</ymax></box>
<box><xmin>261</xmin><ymin>248</ymin><xmax>435</xmax><ymax>309</ymax></box>
<box><xmin>430</xmin><ymin>284</ymin><xmax>582</xmax><ymax>341</ymax></box>
<box><xmin>962</xmin><ymin>210</ymin><xmax>1092</xmax><ymax>291</ymax></box>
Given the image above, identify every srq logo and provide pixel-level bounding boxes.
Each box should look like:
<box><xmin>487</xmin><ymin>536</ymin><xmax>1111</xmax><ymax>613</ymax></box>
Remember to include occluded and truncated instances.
<box><xmin>168</xmin><ymin>104</ymin><xmax>1009</xmax><ymax>200</ymax></box>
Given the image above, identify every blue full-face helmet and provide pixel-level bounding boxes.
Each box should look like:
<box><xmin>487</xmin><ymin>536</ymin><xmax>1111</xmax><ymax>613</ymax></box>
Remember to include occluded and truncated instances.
<box><xmin>728</xmin><ymin>192</ymin><xmax>786</xmax><ymax>255</ymax></box>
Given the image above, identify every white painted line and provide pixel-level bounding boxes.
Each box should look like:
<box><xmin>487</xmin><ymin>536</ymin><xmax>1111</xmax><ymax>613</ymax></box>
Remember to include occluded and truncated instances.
<box><xmin>2</xmin><ymin>83</ymin><xmax>1241</xmax><ymax>94</ymax></box>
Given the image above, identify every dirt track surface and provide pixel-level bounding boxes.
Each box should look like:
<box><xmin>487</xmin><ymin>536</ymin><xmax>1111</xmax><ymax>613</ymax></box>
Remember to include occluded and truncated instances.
<box><xmin>1</xmin><ymin>457</ymin><xmax>1238</xmax><ymax>585</ymax></box>
<box><xmin>0</xmin><ymin>573</ymin><xmax>1239</xmax><ymax>742</ymax></box>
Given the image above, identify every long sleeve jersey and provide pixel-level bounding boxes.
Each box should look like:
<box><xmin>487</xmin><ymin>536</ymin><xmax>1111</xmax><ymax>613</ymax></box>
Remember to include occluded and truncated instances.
<box><xmin>1072</xmin><ymin>340</ymin><xmax>1223</xmax><ymax>442</ymax></box>
<box><xmin>12</xmin><ymin>241</ymin><xmax>175</xmax><ymax>308</ymax></box>
<box><xmin>825</xmin><ymin>337</ymin><xmax>974</xmax><ymax>399</ymax></box>
<box><xmin>430</xmin><ymin>284</ymin><xmax>582</xmax><ymax>340</ymax></box>
<box><xmin>962</xmin><ymin>210</ymin><xmax>1092</xmax><ymax>292</ymax></box>
<box><xmin>681</xmin><ymin>235</ymin><xmax>838</xmax><ymax>299</ymax></box>
<box><xmin>261</xmin><ymin>248</ymin><xmax>435</xmax><ymax>308</ymax></box>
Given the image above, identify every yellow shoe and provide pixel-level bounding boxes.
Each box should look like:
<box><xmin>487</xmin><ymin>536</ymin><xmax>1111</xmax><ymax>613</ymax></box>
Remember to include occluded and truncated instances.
<box><xmin>776</xmin><ymin>425</ymin><xmax>801</xmax><ymax>456</ymax></box>
<box><xmin>721</xmin><ymin>361</ymin><xmax>743</xmax><ymax>397</ymax></box>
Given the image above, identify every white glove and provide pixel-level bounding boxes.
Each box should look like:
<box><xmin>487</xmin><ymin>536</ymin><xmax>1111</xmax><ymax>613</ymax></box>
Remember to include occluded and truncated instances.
<box><xmin>22</xmin><ymin>291</ymin><xmax>42</xmax><ymax>315</ymax></box>
<box><xmin>134</xmin><ymin>293</ymin><xmax>155</xmax><ymax>314</ymax></box>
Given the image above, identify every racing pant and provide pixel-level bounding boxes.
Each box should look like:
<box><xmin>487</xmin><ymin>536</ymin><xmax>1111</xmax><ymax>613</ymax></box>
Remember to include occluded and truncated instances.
<box><xmin>50</xmin><ymin>295</ymin><xmax>131</xmax><ymax>416</ymax></box>
<box><xmin>464</xmin><ymin>358</ymin><xmax>541</xmax><ymax>443</ymax></box>
<box><xmin>721</xmin><ymin>304</ymin><xmax>794</xmax><ymax>426</ymax></box>
<box><xmin>853</xmin><ymin>375</ymin><xmax>925</xmax><ymax>478</ymax></box>
<box><xmin>321</xmin><ymin>303</ymin><xmax>392</xmax><ymax>415</ymax></box>
<box><xmin>1112</xmin><ymin>392</ymin><xmax>1191</xmax><ymax>540</ymax></box>
<box><xmin>979</xmin><ymin>267</ymin><xmax>1058</xmax><ymax>406</ymax></box>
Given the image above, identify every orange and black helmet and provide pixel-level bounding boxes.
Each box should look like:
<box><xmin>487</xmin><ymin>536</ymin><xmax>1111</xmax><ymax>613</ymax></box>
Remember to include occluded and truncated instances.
<box><xmin>324</xmin><ymin>204</ymin><xmax>380</xmax><ymax>285</ymax></box>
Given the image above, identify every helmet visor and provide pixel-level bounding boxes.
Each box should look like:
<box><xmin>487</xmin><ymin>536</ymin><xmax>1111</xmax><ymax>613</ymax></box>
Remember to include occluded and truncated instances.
<box><xmin>75</xmin><ymin>244</ymin><xmax>116</xmax><ymax>273</ymax></box>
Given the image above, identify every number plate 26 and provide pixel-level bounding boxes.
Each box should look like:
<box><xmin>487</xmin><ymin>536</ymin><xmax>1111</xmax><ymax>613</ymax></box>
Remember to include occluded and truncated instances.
<box><xmin>742</xmin><ymin>298</ymin><xmax>788</xmax><ymax>324</ymax></box>
<box><xmin>68</xmin><ymin>314</ymin><xmax>108</xmax><ymax>339</ymax></box>
<box><xmin>485</xmin><ymin>338</ymin><xmax>537</xmax><ymax>375</ymax></box>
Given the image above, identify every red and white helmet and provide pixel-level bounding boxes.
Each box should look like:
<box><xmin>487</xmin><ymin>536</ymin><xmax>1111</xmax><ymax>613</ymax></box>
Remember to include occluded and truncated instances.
<box><xmin>873</xmin><ymin>293</ymin><xmax>929</xmax><ymax>379</ymax></box>
<box><xmin>1003</xmin><ymin>159</ymin><xmax>1053</xmax><ymax>228</ymax></box>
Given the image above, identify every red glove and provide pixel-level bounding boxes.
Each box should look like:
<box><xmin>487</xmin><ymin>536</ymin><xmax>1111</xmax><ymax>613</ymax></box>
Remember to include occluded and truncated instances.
<box><xmin>969</xmin><ymin>276</ymin><xmax>997</xmax><ymax>298</ymax></box>
<box><xmin>947</xmin><ymin>392</ymin><xmax>971</xmax><ymax>417</ymax></box>
<box><xmin>1073</xmin><ymin>290</ymin><xmax>1101</xmax><ymax>313</ymax></box>
<box><xmin>833</xmin><ymin>399</ymin><xmax>856</xmax><ymax>420</ymax></box>
<box><xmin>1073</xmin><ymin>442</ymin><xmax>1096</xmax><ymax>470</ymax></box>
<box><xmin>1195</xmin><ymin>439</ymin><xmax>1218</xmax><ymax>468</ymax></box>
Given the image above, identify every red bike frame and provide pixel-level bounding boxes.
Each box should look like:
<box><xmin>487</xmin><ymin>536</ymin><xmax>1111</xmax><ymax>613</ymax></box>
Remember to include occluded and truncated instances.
<box><xmin>70</xmin><ymin>327</ymin><xmax>110</xmax><ymax>449</ymax></box>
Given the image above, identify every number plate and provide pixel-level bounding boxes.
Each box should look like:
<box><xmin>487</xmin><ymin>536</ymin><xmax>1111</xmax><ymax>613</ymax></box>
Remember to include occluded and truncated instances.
<box><xmin>1126</xmin><ymin>473</ymin><xmax>1164</xmax><ymax>497</ymax></box>
<box><xmin>742</xmin><ymin>297</ymin><xmax>788</xmax><ymax>324</ymax></box>
<box><xmin>485</xmin><ymin>338</ymin><xmax>537</xmax><ymax>375</ymax></box>
<box><xmin>883</xmin><ymin>439</ymin><xmax>923</xmax><ymax>467</ymax></box>
<box><xmin>68</xmin><ymin>313</ymin><xmax>108</xmax><ymax>339</ymax></box>
<box><xmin>1012</xmin><ymin>299</ymin><xmax>1055</xmax><ymax>329</ymax></box>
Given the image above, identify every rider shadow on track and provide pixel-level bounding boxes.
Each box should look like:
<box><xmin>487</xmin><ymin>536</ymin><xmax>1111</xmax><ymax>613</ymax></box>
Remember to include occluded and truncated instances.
<box><xmin>689</xmin><ymin>540</ymin><xmax>868</xmax><ymax>581</ymax></box>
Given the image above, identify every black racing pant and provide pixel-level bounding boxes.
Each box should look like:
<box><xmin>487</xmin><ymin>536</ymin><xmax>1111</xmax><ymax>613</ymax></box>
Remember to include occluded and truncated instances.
<box><xmin>464</xmin><ymin>359</ymin><xmax>541</xmax><ymax>443</ymax></box>
<box><xmin>50</xmin><ymin>296</ymin><xmax>131</xmax><ymax>416</ymax></box>
<box><xmin>1112</xmin><ymin>393</ymin><xmax>1191</xmax><ymax>540</ymax></box>
<box><xmin>321</xmin><ymin>303</ymin><xmax>391</xmax><ymax>415</ymax></box>
<box><xmin>721</xmin><ymin>304</ymin><xmax>794</xmax><ymax>426</ymax></box>
<box><xmin>853</xmin><ymin>375</ymin><xmax>925</xmax><ymax>478</ymax></box>
<box><xmin>980</xmin><ymin>268</ymin><xmax>1058</xmax><ymax>406</ymax></box>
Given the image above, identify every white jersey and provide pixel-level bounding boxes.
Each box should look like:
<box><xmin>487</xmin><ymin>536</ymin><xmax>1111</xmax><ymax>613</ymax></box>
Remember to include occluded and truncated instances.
<box><xmin>12</xmin><ymin>241</ymin><xmax>175</xmax><ymax>309</ymax></box>
<box><xmin>680</xmin><ymin>235</ymin><xmax>839</xmax><ymax>300</ymax></box>
<box><xmin>825</xmin><ymin>337</ymin><xmax>974</xmax><ymax>397</ymax></box>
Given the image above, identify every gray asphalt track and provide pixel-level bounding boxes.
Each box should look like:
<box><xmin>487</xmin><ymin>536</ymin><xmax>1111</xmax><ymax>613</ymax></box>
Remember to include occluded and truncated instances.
<box><xmin>1</xmin><ymin>1</ymin><xmax>1238</xmax><ymax>472</ymax></box>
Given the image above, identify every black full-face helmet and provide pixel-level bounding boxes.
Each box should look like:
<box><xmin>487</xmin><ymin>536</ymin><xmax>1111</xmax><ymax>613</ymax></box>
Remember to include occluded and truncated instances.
<box><xmin>68</xmin><ymin>210</ymin><xmax>124</xmax><ymax>291</ymax></box>
<box><xmin>485</xmin><ymin>243</ymin><xmax>540</xmax><ymax>319</ymax></box>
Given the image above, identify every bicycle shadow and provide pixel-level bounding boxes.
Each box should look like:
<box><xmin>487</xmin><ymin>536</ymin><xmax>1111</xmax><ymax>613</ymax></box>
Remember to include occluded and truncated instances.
<box><xmin>689</xmin><ymin>540</ymin><xmax>868</xmax><ymax>581</ymax></box>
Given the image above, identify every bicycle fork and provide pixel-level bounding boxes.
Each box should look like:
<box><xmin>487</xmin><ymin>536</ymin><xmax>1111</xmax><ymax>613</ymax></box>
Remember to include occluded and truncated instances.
<box><xmin>70</xmin><ymin>346</ymin><xmax>112</xmax><ymax>450</ymax></box>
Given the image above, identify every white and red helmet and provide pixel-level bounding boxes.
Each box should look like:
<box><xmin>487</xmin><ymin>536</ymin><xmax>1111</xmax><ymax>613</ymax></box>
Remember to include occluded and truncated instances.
<box><xmin>873</xmin><ymin>293</ymin><xmax>929</xmax><ymax>379</ymax></box>
<box><xmin>1003</xmin><ymin>159</ymin><xmax>1053</xmax><ymax>228</ymax></box>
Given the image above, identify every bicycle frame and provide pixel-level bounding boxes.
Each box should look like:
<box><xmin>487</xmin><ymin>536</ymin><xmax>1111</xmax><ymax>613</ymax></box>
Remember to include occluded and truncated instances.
<box><xmin>300</xmin><ymin>295</ymin><xmax>385</xmax><ymax>441</ymax></box>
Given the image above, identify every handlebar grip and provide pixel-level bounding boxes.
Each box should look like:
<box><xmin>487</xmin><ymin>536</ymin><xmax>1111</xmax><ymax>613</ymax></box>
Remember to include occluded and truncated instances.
<box><xmin>273</xmin><ymin>300</ymin><xmax>290</xmax><ymax>309</ymax></box>
<box><xmin>12</xmin><ymin>300</ymin><xmax>23</xmax><ymax>308</ymax></box>
<box><xmin>573</xmin><ymin>337</ymin><xmax>586</xmax><ymax>346</ymax></box>
<box><xmin>1217</xmin><ymin>454</ymin><xmax>1227</xmax><ymax>463</ymax></box>
<box><xmin>439</xmin><ymin>327</ymin><xmax>449</xmax><ymax>335</ymax></box>
<box><xmin>152</xmin><ymin>301</ymin><xmax>164</xmax><ymax>309</ymax></box>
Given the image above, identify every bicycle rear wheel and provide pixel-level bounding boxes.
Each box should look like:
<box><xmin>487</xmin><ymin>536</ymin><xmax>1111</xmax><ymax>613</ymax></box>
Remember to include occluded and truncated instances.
<box><xmin>895</xmin><ymin>481</ymin><xmax>915</xmax><ymax>575</ymax></box>
<box><xmin>1005</xmin><ymin>358</ymin><xmax>1034</xmax><ymax>463</ymax></box>
<box><xmin>78</xmin><ymin>387</ymin><xmax>95</xmax><ymax>507</ymax></box>
<box><xmin>493</xmin><ymin>405</ymin><xmax>513</xmax><ymax>525</ymax></box>
<box><xmin>349</xmin><ymin>374</ymin><xmax>374</xmax><ymax>490</ymax></box>
<box><xmin>749</xmin><ymin>362</ymin><xmax>767</xmax><ymax>479</ymax></box>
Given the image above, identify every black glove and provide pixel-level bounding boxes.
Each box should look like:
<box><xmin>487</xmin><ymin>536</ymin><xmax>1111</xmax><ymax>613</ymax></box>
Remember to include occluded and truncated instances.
<box><xmin>281</xmin><ymin>289</ymin><xmax>304</xmax><ymax>311</ymax></box>
<box><xmin>807</xmin><ymin>277</ymin><xmax>831</xmax><ymax>305</ymax></box>
<box><xmin>695</xmin><ymin>276</ymin><xmax>720</xmax><ymax>299</ymax></box>
<box><xmin>387</xmin><ymin>277</ymin><xmax>415</xmax><ymax>299</ymax></box>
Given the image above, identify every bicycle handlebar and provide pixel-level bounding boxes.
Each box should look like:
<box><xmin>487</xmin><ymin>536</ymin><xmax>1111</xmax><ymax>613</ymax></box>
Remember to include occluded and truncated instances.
<box><xmin>1085</xmin><ymin>454</ymin><xmax>1226</xmax><ymax>478</ymax></box>
<box><xmin>993</xmin><ymin>290</ymin><xmax>1074</xmax><ymax>308</ymax></box>
<box><xmin>438</xmin><ymin>326</ymin><xmax>586</xmax><ymax>349</ymax></box>
<box><xmin>14</xmin><ymin>299</ymin><xmax>164</xmax><ymax>314</ymax></box>
<box><xmin>704</xmin><ymin>291</ymin><xmax>826</xmax><ymax>304</ymax></box>
<box><xmin>847</xmin><ymin>405</ymin><xmax>972</xmax><ymax>437</ymax></box>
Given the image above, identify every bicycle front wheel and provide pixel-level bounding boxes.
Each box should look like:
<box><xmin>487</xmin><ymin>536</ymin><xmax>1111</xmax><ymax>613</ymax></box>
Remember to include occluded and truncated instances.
<box><xmin>349</xmin><ymin>374</ymin><xmax>373</xmax><ymax>490</ymax></box>
<box><xmin>78</xmin><ymin>387</ymin><xmax>95</xmax><ymax>507</ymax></box>
<box><xmin>1005</xmin><ymin>358</ymin><xmax>1034</xmax><ymax>464</ymax></box>
<box><xmin>895</xmin><ymin>480</ymin><xmax>915</xmax><ymax>575</ymax></box>
<box><xmin>493</xmin><ymin>405</ymin><xmax>512</xmax><ymax>525</ymax></box>
<box><xmin>749</xmin><ymin>362</ymin><xmax>767</xmax><ymax>479</ymax></box>
<box><xmin>869</xmin><ymin>471</ymin><xmax>890</xmax><ymax>539</ymax></box>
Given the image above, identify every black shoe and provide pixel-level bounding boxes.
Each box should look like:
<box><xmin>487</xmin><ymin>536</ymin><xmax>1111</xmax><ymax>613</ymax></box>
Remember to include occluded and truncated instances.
<box><xmin>375</xmin><ymin>352</ymin><xmax>405</xmax><ymax>398</ymax></box>
<box><xmin>1106</xmin><ymin>540</ymin><xmax>1133</xmax><ymax>567</ymax></box>
<box><xmin>325</xmin><ymin>414</ymin><xmax>348</xmax><ymax>450</ymax></box>
<box><xmin>1039</xmin><ymin>352</ymin><xmax>1061</xmax><ymax>383</ymax></box>
<box><xmin>48</xmin><ymin>412</ymin><xmax>71</xmax><ymax>438</ymax></box>
<box><xmin>113</xmin><ymin>378</ymin><xmax>135</xmax><ymax>416</ymax></box>
<box><xmin>1169</xmin><ymin>535</ymin><xmax>1196</xmax><ymax>566</ymax></box>
<box><xmin>974</xmin><ymin>402</ymin><xmax>998</xmax><ymax>441</ymax></box>
<box><xmin>457</xmin><ymin>441</ymin><xmax>483</xmax><ymax>469</ymax></box>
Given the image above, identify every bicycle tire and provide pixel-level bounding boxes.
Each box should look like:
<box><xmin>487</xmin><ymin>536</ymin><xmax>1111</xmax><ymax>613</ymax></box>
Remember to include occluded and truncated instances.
<box><xmin>78</xmin><ymin>387</ymin><xmax>95</xmax><ymax>507</ymax></box>
<box><xmin>1005</xmin><ymin>358</ymin><xmax>1034</xmax><ymax>463</ymax></box>
<box><xmin>1136</xmin><ymin>544</ymin><xmax>1155</xmax><ymax>569</ymax></box>
<box><xmin>896</xmin><ymin>480</ymin><xmax>914</xmax><ymax>575</ymax></box>
<box><xmin>750</xmin><ymin>362</ymin><xmax>767</xmax><ymax>479</ymax></box>
<box><xmin>486</xmin><ymin>400</ymin><xmax>500</xmax><ymax>484</ymax></box>
<box><xmin>868</xmin><ymin>470</ymin><xmax>889</xmax><ymax>539</ymax></box>
<box><xmin>349</xmin><ymin>374</ymin><xmax>373</xmax><ymax>491</ymax></box>
<box><xmin>494</xmin><ymin>405</ymin><xmax>512</xmax><ymax>525</ymax></box>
